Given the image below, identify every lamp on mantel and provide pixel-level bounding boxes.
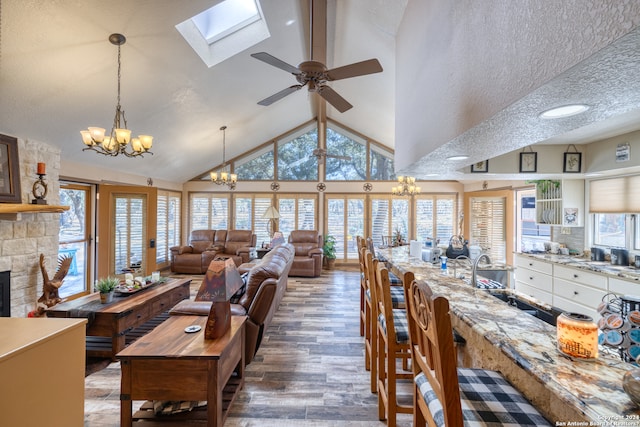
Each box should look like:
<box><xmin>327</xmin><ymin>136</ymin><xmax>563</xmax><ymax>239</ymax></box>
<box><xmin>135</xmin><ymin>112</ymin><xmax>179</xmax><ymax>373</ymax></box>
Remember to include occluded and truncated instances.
<box><xmin>392</xmin><ymin>176</ymin><xmax>420</xmax><ymax>196</ymax></box>
<box><xmin>200</xmin><ymin>258</ymin><xmax>244</xmax><ymax>340</ymax></box>
<box><xmin>80</xmin><ymin>34</ymin><xmax>153</xmax><ymax>158</ymax></box>
<box><xmin>210</xmin><ymin>126</ymin><xmax>237</xmax><ymax>189</ymax></box>
<box><xmin>262</xmin><ymin>206</ymin><xmax>280</xmax><ymax>238</ymax></box>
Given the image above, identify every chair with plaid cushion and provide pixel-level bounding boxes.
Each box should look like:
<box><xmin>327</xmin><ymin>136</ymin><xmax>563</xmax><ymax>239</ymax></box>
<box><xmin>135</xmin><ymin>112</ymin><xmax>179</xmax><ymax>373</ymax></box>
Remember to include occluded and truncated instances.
<box><xmin>406</xmin><ymin>279</ymin><xmax>551</xmax><ymax>427</ymax></box>
<box><xmin>357</xmin><ymin>236</ymin><xmax>367</xmax><ymax>337</ymax></box>
<box><xmin>373</xmin><ymin>259</ymin><xmax>415</xmax><ymax>427</ymax></box>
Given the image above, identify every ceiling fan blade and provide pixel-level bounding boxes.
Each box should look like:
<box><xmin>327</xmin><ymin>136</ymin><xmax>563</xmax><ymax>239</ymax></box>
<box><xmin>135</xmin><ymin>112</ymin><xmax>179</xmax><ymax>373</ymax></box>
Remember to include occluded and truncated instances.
<box><xmin>251</xmin><ymin>52</ymin><xmax>301</xmax><ymax>75</ymax></box>
<box><xmin>325</xmin><ymin>59</ymin><xmax>383</xmax><ymax>81</ymax></box>
<box><xmin>257</xmin><ymin>85</ymin><xmax>304</xmax><ymax>106</ymax></box>
<box><xmin>317</xmin><ymin>86</ymin><xmax>353</xmax><ymax>113</ymax></box>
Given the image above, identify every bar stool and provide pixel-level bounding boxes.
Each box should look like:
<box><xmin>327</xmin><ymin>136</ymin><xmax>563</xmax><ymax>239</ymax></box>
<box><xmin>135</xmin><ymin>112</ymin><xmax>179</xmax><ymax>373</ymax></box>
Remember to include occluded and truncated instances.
<box><xmin>406</xmin><ymin>279</ymin><xmax>551</xmax><ymax>427</ymax></box>
<box><xmin>374</xmin><ymin>260</ymin><xmax>413</xmax><ymax>427</ymax></box>
<box><xmin>357</xmin><ymin>236</ymin><xmax>367</xmax><ymax>337</ymax></box>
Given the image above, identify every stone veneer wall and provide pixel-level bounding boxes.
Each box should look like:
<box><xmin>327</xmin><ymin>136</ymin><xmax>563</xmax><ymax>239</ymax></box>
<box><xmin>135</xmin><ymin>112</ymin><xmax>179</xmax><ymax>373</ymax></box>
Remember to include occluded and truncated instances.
<box><xmin>0</xmin><ymin>137</ymin><xmax>61</xmax><ymax>317</ymax></box>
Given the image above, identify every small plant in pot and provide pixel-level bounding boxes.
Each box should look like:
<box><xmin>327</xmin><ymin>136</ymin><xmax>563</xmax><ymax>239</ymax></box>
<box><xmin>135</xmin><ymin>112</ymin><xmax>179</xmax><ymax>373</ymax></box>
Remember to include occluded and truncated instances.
<box><xmin>323</xmin><ymin>235</ymin><xmax>337</xmax><ymax>270</ymax></box>
<box><xmin>95</xmin><ymin>277</ymin><xmax>119</xmax><ymax>303</ymax></box>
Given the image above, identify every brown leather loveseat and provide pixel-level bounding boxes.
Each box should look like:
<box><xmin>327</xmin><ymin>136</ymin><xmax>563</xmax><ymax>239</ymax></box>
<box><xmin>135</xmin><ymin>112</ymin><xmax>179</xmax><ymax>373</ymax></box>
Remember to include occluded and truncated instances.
<box><xmin>169</xmin><ymin>243</ymin><xmax>294</xmax><ymax>364</ymax></box>
<box><xmin>170</xmin><ymin>229</ymin><xmax>256</xmax><ymax>273</ymax></box>
<box><xmin>288</xmin><ymin>230</ymin><xmax>323</xmax><ymax>277</ymax></box>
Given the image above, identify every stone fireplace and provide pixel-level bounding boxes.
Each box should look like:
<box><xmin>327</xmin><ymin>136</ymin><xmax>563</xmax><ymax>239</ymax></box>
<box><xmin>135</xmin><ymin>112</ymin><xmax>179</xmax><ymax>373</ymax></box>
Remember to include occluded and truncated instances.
<box><xmin>0</xmin><ymin>137</ymin><xmax>62</xmax><ymax>317</ymax></box>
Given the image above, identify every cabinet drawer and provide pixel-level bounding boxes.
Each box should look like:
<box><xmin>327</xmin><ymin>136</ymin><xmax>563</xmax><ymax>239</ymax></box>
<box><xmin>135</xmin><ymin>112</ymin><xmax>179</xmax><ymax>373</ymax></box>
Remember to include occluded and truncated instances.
<box><xmin>514</xmin><ymin>281</ymin><xmax>553</xmax><ymax>305</ymax></box>
<box><xmin>514</xmin><ymin>268</ymin><xmax>552</xmax><ymax>293</ymax></box>
<box><xmin>608</xmin><ymin>277</ymin><xmax>640</xmax><ymax>297</ymax></box>
<box><xmin>553</xmin><ymin>295</ymin><xmax>598</xmax><ymax>321</ymax></box>
<box><xmin>515</xmin><ymin>256</ymin><xmax>553</xmax><ymax>275</ymax></box>
<box><xmin>554</xmin><ymin>265</ymin><xmax>607</xmax><ymax>290</ymax></box>
<box><xmin>553</xmin><ymin>278</ymin><xmax>607</xmax><ymax>308</ymax></box>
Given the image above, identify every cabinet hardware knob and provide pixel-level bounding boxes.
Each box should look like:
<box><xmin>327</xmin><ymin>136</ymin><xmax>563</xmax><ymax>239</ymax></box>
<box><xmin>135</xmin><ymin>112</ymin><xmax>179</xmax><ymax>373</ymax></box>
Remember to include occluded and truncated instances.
<box><xmin>573</xmin><ymin>291</ymin><xmax>578</xmax><ymax>295</ymax></box>
<box><xmin>529</xmin><ymin>263</ymin><xmax>533</xmax><ymax>266</ymax></box>
<box><xmin>573</xmin><ymin>274</ymin><xmax>578</xmax><ymax>278</ymax></box>
<box><xmin>529</xmin><ymin>277</ymin><xmax>534</xmax><ymax>280</ymax></box>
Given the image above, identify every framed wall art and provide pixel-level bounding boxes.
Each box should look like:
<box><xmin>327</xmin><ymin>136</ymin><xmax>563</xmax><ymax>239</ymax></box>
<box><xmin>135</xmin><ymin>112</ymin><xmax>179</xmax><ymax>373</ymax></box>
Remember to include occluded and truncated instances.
<box><xmin>0</xmin><ymin>134</ymin><xmax>22</xmax><ymax>203</ymax></box>
<box><xmin>563</xmin><ymin>152</ymin><xmax>582</xmax><ymax>173</ymax></box>
<box><xmin>519</xmin><ymin>151</ymin><xmax>537</xmax><ymax>173</ymax></box>
<box><xmin>470</xmin><ymin>160</ymin><xmax>488</xmax><ymax>173</ymax></box>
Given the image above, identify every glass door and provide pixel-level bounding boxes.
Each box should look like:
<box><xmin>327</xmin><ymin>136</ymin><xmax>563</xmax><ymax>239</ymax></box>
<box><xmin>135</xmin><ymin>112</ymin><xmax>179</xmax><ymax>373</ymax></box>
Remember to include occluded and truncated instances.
<box><xmin>325</xmin><ymin>196</ymin><xmax>364</xmax><ymax>262</ymax></box>
<box><xmin>97</xmin><ymin>185</ymin><xmax>157</xmax><ymax>278</ymax></box>
<box><xmin>58</xmin><ymin>183</ymin><xmax>93</xmax><ymax>299</ymax></box>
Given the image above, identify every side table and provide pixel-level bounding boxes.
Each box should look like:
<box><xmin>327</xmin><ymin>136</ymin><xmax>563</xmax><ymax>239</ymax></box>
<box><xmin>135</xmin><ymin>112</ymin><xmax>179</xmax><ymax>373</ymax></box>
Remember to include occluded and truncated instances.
<box><xmin>256</xmin><ymin>247</ymin><xmax>272</xmax><ymax>259</ymax></box>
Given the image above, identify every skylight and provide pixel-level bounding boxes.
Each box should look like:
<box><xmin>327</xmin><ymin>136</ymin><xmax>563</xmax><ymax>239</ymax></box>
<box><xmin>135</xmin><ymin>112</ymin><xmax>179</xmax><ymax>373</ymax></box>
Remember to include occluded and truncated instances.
<box><xmin>176</xmin><ymin>0</ymin><xmax>269</xmax><ymax>68</ymax></box>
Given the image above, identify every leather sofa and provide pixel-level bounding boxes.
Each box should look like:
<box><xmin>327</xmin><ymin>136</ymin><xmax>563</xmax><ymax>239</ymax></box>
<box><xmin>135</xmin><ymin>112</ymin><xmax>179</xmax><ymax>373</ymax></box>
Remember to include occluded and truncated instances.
<box><xmin>170</xmin><ymin>229</ymin><xmax>256</xmax><ymax>273</ymax></box>
<box><xmin>288</xmin><ymin>230</ymin><xmax>323</xmax><ymax>277</ymax></box>
<box><xmin>169</xmin><ymin>243</ymin><xmax>294</xmax><ymax>364</ymax></box>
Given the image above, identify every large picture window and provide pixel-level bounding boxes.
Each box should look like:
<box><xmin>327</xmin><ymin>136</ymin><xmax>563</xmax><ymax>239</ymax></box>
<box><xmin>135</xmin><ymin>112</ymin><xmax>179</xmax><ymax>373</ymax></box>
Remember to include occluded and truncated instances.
<box><xmin>325</xmin><ymin>126</ymin><xmax>366</xmax><ymax>181</ymax></box>
<box><xmin>277</xmin><ymin>125</ymin><xmax>318</xmax><ymax>181</ymax></box>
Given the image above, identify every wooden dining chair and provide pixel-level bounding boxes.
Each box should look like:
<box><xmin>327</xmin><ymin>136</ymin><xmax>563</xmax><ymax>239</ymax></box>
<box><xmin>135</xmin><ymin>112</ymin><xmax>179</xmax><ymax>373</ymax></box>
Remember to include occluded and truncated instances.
<box><xmin>406</xmin><ymin>279</ymin><xmax>551</xmax><ymax>427</ymax></box>
<box><xmin>373</xmin><ymin>260</ymin><xmax>413</xmax><ymax>427</ymax></box>
<box><xmin>357</xmin><ymin>236</ymin><xmax>367</xmax><ymax>337</ymax></box>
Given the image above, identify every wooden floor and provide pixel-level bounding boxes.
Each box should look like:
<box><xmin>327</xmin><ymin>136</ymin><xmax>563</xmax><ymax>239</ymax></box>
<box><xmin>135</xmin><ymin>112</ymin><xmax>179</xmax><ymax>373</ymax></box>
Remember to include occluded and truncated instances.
<box><xmin>83</xmin><ymin>268</ymin><xmax>413</xmax><ymax>426</ymax></box>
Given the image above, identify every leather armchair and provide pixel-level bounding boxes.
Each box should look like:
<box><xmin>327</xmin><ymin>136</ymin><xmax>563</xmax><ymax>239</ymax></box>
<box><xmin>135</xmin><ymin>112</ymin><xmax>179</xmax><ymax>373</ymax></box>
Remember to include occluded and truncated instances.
<box><xmin>287</xmin><ymin>230</ymin><xmax>323</xmax><ymax>277</ymax></box>
<box><xmin>213</xmin><ymin>230</ymin><xmax>257</xmax><ymax>267</ymax></box>
<box><xmin>170</xmin><ymin>230</ymin><xmax>225</xmax><ymax>274</ymax></box>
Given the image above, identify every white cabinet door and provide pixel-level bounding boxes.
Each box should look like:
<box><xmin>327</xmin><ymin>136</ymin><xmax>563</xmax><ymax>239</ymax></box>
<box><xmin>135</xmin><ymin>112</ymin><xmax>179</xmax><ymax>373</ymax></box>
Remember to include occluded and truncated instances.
<box><xmin>514</xmin><ymin>281</ymin><xmax>553</xmax><ymax>305</ymax></box>
<box><xmin>554</xmin><ymin>265</ymin><xmax>607</xmax><ymax>291</ymax></box>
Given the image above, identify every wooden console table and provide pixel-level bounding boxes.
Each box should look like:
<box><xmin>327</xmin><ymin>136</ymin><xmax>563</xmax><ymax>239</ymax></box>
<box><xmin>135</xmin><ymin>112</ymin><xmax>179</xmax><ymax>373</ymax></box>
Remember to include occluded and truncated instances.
<box><xmin>46</xmin><ymin>277</ymin><xmax>191</xmax><ymax>359</ymax></box>
<box><xmin>117</xmin><ymin>315</ymin><xmax>246</xmax><ymax>426</ymax></box>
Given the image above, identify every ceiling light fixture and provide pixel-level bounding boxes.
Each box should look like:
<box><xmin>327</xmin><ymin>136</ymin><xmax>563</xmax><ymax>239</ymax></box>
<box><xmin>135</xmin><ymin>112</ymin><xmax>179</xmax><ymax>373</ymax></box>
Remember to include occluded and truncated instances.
<box><xmin>80</xmin><ymin>34</ymin><xmax>153</xmax><ymax>158</ymax></box>
<box><xmin>392</xmin><ymin>176</ymin><xmax>420</xmax><ymax>196</ymax></box>
<box><xmin>446</xmin><ymin>155</ymin><xmax>469</xmax><ymax>161</ymax></box>
<box><xmin>539</xmin><ymin>104</ymin><xmax>589</xmax><ymax>119</ymax></box>
<box><xmin>210</xmin><ymin>126</ymin><xmax>237</xmax><ymax>189</ymax></box>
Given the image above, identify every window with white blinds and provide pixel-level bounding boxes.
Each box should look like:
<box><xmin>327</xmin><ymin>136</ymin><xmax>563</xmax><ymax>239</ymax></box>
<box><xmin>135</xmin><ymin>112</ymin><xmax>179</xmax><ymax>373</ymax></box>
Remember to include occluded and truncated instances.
<box><xmin>589</xmin><ymin>175</ymin><xmax>640</xmax><ymax>213</ymax></box>
<box><xmin>276</xmin><ymin>195</ymin><xmax>317</xmax><ymax>241</ymax></box>
<box><xmin>156</xmin><ymin>190</ymin><xmax>181</xmax><ymax>264</ymax></box>
<box><xmin>415</xmin><ymin>195</ymin><xmax>456</xmax><ymax>244</ymax></box>
<box><xmin>233</xmin><ymin>195</ymin><xmax>272</xmax><ymax>244</ymax></box>
<box><xmin>113</xmin><ymin>194</ymin><xmax>146</xmax><ymax>274</ymax></box>
<box><xmin>190</xmin><ymin>193</ymin><xmax>229</xmax><ymax>232</ymax></box>
<box><xmin>469</xmin><ymin>196</ymin><xmax>506</xmax><ymax>263</ymax></box>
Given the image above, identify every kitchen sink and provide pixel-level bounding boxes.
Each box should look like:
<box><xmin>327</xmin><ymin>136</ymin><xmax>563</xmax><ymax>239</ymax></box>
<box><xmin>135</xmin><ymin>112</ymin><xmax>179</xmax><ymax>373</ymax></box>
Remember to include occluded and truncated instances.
<box><xmin>488</xmin><ymin>292</ymin><xmax>562</xmax><ymax>326</ymax></box>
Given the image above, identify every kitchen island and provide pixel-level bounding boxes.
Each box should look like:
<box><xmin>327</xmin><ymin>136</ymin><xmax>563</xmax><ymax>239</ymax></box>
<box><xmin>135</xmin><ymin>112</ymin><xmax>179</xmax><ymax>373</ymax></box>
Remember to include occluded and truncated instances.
<box><xmin>378</xmin><ymin>246</ymin><xmax>639</xmax><ymax>424</ymax></box>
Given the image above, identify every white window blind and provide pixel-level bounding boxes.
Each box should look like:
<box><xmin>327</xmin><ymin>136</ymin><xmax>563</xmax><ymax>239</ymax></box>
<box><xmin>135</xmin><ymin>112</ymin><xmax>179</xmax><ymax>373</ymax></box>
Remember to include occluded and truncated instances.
<box><xmin>589</xmin><ymin>176</ymin><xmax>640</xmax><ymax>213</ymax></box>
<box><xmin>470</xmin><ymin>196</ymin><xmax>506</xmax><ymax>263</ymax></box>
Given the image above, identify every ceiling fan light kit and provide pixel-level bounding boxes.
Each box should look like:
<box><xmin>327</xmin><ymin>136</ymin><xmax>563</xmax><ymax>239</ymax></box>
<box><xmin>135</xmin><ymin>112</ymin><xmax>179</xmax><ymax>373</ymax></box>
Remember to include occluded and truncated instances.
<box><xmin>80</xmin><ymin>34</ymin><xmax>153</xmax><ymax>158</ymax></box>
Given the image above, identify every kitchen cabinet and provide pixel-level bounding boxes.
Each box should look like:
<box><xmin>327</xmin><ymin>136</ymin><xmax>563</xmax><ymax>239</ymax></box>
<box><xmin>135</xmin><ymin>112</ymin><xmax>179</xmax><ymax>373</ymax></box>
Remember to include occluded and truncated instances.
<box><xmin>609</xmin><ymin>277</ymin><xmax>640</xmax><ymax>297</ymax></box>
<box><xmin>535</xmin><ymin>179</ymin><xmax>584</xmax><ymax>227</ymax></box>
<box><xmin>514</xmin><ymin>255</ymin><xmax>553</xmax><ymax>304</ymax></box>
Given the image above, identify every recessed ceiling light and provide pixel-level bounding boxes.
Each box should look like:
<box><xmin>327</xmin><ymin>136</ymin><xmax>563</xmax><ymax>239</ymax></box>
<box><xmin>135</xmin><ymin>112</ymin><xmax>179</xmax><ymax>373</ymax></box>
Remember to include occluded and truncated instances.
<box><xmin>447</xmin><ymin>155</ymin><xmax>469</xmax><ymax>161</ymax></box>
<box><xmin>539</xmin><ymin>104</ymin><xmax>589</xmax><ymax>119</ymax></box>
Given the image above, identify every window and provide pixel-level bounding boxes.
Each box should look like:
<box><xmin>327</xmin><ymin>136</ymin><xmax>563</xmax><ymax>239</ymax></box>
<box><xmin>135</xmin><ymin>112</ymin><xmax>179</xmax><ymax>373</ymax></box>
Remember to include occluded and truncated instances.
<box><xmin>277</xmin><ymin>126</ymin><xmax>319</xmax><ymax>181</ymax></box>
<box><xmin>234</xmin><ymin>194</ymin><xmax>272</xmax><ymax>244</ymax></box>
<box><xmin>415</xmin><ymin>195</ymin><xmax>457</xmax><ymax>245</ymax></box>
<box><xmin>325</xmin><ymin>126</ymin><xmax>366</xmax><ymax>180</ymax></box>
<box><xmin>593</xmin><ymin>213</ymin><xmax>626</xmax><ymax>247</ymax></box>
<box><xmin>156</xmin><ymin>190</ymin><xmax>181</xmax><ymax>265</ymax></box>
<box><xmin>235</xmin><ymin>145</ymin><xmax>274</xmax><ymax>180</ymax></box>
<box><xmin>190</xmin><ymin>194</ymin><xmax>229</xmax><ymax>232</ymax></box>
<box><xmin>276</xmin><ymin>195</ymin><xmax>317</xmax><ymax>240</ymax></box>
<box><xmin>370</xmin><ymin>144</ymin><xmax>396</xmax><ymax>181</ymax></box>
<box><xmin>516</xmin><ymin>189</ymin><xmax>550</xmax><ymax>253</ymax></box>
<box><xmin>326</xmin><ymin>196</ymin><xmax>365</xmax><ymax>261</ymax></box>
<box><xmin>469</xmin><ymin>196</ymin><xmax>506</xmax><ymax>263</ymax></box>
<box><xmin>369</xmin><ymin>196</ymin><xmax>410</xmax><ymax>247</ymax></box>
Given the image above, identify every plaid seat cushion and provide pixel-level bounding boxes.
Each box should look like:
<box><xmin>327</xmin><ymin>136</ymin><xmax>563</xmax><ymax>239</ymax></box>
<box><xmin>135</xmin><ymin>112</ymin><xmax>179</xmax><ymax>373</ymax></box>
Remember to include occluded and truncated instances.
<box><xmin>365</xmin><ymin>287</ymin><xmax>404</xmax><ymax>309</ymax></box>
<box><xmin>415</xmin><ymin>368</ymin><xmax>551</xmax><ymax>427</ymax></box>
<box><xmin>389</xmin><ymin>271</ymin><xmax>402</xmax><ymax>284</ymax></box>
<box><xmin>378</xmin><ymin>309</ymin><xmax>409</xmax><ymax>344</ymax></box>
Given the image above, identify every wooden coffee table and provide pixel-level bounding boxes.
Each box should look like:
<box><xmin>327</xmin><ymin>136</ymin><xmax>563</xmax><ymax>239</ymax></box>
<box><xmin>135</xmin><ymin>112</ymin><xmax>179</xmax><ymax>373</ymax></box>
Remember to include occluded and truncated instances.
<box><xmin>117</xmin><ymin>315</ymin><xmax>246</xmax><ymax>427</ymax></box>
<box><xmin>46</xmin><ymin>277</ymin><xmax>191</xmax><ymax>359</ymax></box>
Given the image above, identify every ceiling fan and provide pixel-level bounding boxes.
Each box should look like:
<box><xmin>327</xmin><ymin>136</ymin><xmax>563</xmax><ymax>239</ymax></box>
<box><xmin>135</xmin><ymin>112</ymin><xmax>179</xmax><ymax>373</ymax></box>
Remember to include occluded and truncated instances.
<box><xmin>250</xmin><ymin>1</ymin><xmax>383</xmax><ymax>113</ymax></box>
<box><xmin>312</xmin><ymin>148</ymin><xmax>351</xmax><ymax>161</ymax></box>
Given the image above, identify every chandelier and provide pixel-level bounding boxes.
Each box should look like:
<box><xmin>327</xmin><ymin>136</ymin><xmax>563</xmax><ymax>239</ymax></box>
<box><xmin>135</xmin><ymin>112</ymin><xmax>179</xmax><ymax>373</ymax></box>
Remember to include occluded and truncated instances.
<box><xmin>392</xmin><ymin>176</ymin><xmax>421</xmax><ymax>196</ymax></box>
<box><xmin>210</xmin><ymin>126</ymin><xmax>237</xmax><ymax>189</ymax></box>
<box><xmin>80</xmin><ymin>34</ymin><xmax>153</xmax><ymax>158</ymax></box>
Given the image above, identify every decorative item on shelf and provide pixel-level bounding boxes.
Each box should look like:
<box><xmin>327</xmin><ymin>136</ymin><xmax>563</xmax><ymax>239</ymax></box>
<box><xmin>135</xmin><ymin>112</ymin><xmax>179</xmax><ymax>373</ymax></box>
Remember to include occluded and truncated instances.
<box><xmin>557</xmin><ymin>312</ymin><xmax>598</xmax><ymax>359</ymax></box>
<box><xmin>563</xmin><ymin>144</ymin><xmax>582</xmax><ymax>173</ymax></box>
<box><xmin>470</xmin><ymin>160</ymin><xmax>489</xmax><ymax>173</ymax></box>
<box><xmin>210</xmin><ymin>126</ymin><xmax>237</xmax><ymax>189</ymax></box>
<box><xmin>596</xmin><ymin>293</ymin><xmax>640</xmax><ymax>363</ymax></box>
<box><xmin>323</xmin><ymin>234</ymin><xmax>337</xmax><ymax>269</ymax></box>
<box><xmin>519</xmin><ymin>147</ymin><xmax>537</xmax><ymax>173</ymax></box>
<box><xmin>527</xmin><ymin>179</ymin><xmax>560</xmax><ymax>199</ymax></box>
<box><xmin>95</xmin><ymin>277</ymin><xmax>119</xmax><ymax>304</ymax></box>
<box><xmin>37</xmin><ymin>253</ymin><xmax>73</xmax><ymax>309</ymax></box>
<box><xmin>392</xmin><ymin>176</ymin><xmax>420</xmax><ymax>196</ymax></box>
<box><xmin>262</xmin><ymin>206</ymin><xmax>280</xmax><ymax>238</ymax></box>
<box><xmin>80</xmin><ymin>34</ymin><xmax>153</xmax><ymax>158</ymax></box>
<box><xmin>201</xmin><ymin>258</ymin><xmax>244</xmax><ymax>339</ymax></box>
<box><xmin>32</xmin><ymin>163</ymin><xmax>48</xmax><ymax>205</ymax></box>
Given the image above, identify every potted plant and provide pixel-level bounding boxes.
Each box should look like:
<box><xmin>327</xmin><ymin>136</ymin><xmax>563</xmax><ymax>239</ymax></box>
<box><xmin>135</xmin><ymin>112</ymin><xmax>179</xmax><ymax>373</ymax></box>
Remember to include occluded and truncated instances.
<box><xmin>323</xmin><ymin>235</ymin><xmax>337</xmax><ymax>270</ymax></box>
<box><xmin>95</xmin><ymin>277</ymin><xmax>119</xmax><ymax>303</ymax></box>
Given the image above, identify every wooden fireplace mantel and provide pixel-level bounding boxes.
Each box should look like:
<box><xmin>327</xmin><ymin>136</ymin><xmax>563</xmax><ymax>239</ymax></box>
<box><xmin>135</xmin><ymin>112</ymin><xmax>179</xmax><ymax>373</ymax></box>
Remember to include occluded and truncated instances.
<box><xmin>0</xmin><ymin>203</ymin><xmax>69</xmax><ymax>220</ymax></box>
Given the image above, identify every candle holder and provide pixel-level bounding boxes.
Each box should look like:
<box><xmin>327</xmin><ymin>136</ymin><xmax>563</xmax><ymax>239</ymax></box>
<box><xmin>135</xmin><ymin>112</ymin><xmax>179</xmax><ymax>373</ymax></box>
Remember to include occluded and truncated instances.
<box><xmin>31</xmin><ymin>173</ymin><xmax>48</xmax><ymax>205</ymax></box>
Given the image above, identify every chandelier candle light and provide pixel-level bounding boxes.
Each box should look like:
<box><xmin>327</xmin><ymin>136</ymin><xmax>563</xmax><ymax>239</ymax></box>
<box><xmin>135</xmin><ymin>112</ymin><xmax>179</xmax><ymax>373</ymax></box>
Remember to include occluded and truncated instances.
<box><xmin>392</xmin><ymin>176</ymin><xmax>420</xmax><ymax>196</ymax></box>
<box><xmin>80</xmin><ymin>34</ymin><xmax>153</xmax><ymax>158</ymax></box>
<box><xmin>210</xmin><ymin>125</ymin><xmax>237</xmax><ymax>189</ymax></box>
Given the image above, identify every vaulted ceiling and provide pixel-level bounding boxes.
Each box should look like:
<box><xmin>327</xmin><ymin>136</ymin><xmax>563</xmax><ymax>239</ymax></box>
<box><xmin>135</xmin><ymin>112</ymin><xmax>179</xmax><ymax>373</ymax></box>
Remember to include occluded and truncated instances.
<box><xmin>1</xmin><ymin>0</ymin><xmax>403</xmax><ymax>183</ymax></box>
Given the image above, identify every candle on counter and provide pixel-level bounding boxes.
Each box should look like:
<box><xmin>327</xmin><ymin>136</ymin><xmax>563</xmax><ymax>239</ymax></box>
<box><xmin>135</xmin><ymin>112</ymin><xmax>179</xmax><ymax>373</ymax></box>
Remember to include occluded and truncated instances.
<box><xmin>557</xmin><ymin>312</ymin><xmax>598</xmax><ymax>359</ymax></box>
<box><xmin>37</xmin><ymin>162</ymin><xmax>46</xmax><ymax>175</ymax></box>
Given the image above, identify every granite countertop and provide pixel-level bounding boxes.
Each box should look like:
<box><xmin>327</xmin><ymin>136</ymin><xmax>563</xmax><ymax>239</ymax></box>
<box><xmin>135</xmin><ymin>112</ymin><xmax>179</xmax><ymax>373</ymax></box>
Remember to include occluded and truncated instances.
<box><xmin>518</xmin><ymin>252</ymin><xmax>640</xmax><ymax>282</ymax></box>
<box><xmin>378</xmin><ymin>246</ymin><xmax>639</xmax><ymax>423</ymax></box>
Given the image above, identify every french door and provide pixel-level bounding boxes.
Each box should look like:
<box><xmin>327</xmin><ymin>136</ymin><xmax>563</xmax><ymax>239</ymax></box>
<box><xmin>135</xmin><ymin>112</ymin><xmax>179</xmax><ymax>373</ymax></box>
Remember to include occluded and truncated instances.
<box><xmin>97</xmin><ymin>185</ymin><xmax>157</xmax><ymax>278</ymax></box>
<box><xmin>325</xmin><ymin>195</ymin><xmax>365</xmax><ymax>262</ymax></box>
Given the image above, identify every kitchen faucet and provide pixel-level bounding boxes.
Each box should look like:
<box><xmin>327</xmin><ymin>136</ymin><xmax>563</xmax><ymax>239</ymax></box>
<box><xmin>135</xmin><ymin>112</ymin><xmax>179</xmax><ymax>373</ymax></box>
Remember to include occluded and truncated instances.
<box><xmin>451</xmin><ymin>255</ymin><xmax>471</xmax><ymax>279</ymax></box>
<box><xmin>472</xmin><ymin>253</ymin><xmax>493</xmax><ymax>288</ymax></box>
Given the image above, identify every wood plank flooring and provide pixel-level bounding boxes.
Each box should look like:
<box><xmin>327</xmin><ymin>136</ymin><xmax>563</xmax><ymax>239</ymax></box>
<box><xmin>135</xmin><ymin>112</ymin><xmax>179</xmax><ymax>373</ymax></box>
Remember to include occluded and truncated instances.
<box><xmin>83</xmin><ymin>268</ymin><xmax>413</xmax><ymax>426</ymax></box>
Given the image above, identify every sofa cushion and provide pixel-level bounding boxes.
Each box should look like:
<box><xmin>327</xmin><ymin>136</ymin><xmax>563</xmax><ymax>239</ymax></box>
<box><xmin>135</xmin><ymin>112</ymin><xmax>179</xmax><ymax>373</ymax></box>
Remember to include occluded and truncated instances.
<box><xmin>225</xmin><ymin>230</ymin><xmax>254</xmax><ymax>255</ymax></box>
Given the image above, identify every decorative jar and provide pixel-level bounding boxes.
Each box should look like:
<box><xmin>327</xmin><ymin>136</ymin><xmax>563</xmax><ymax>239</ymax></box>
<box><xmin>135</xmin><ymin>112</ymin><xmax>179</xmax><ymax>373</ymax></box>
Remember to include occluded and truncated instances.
<box><xmin>557</xmin><ymin>312</ymin><xmax>598</xmax><ymax>359</ymax></box>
